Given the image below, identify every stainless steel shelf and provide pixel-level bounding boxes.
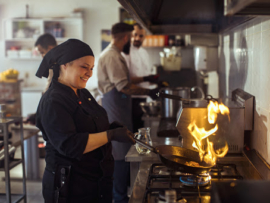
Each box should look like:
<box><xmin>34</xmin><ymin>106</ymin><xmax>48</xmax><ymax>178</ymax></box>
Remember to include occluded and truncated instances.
<box><xmin>0</xmin><ymin>117</ymin><xmax>26</xmax><ymax>203</ymax></box>
<box><xmin>0</xmin><ymin>193</ymin><xmax>26</xmax><ymax>203</ymax></box>
<box><xmin>0</xmin><ymin>159</ymin><xmax>22</xmax><ymax>171</ymax></box>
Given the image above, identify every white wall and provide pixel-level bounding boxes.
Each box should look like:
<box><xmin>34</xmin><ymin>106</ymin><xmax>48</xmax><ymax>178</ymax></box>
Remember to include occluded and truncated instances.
<box><xmin>219</xmin><ymin>16</ymin><xmax>270</xmax><ymax>164</ymax></box>
<box><xmin>0</xmin><ymin>0</ymin><xmax>122</xmax><ymax>90</ymax></box>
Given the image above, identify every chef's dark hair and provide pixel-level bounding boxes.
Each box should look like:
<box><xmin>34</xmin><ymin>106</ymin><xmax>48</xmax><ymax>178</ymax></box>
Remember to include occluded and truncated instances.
<box><xmin>133</xmin><ymin>23</ymin><xmax>143</xmax><ymax>30</ymax></box>
<box><xmin>35</xmin><ymin>33</ymin><xmax>57</xmax><ymax>49</ymax></box>
<box><xmin>111</xmin><ymin>22</ymin><xmax>134</xmax><ymax>40</ymax></box>
<box><xmin>36</xmin><ymin>39</ymin><xmax>94</xmax><ymax>79</ymax></box>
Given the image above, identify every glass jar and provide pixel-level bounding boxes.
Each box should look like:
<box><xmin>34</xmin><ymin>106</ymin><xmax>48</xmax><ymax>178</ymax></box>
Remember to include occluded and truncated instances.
<box><xmin>134</xmin><ymin>127</ymin><xmax>152</xmax><ymax>155</ymax></box>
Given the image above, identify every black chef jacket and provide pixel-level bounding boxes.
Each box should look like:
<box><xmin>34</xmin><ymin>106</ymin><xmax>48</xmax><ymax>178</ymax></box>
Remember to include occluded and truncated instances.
<box><xmin>36</xmin><ymin>79</ymin><xmax>114</xmax><ymax>202</ymax></box>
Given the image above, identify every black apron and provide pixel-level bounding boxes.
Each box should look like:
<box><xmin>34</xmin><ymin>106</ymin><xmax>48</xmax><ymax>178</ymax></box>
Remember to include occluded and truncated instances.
<box><xmin>102</xmin><ymin>87</ymin><xmax>133</xmax><ymax>160</ymax></box>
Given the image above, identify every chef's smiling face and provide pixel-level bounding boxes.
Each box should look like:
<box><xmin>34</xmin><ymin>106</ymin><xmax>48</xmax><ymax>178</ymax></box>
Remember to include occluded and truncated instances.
<box><xmin>59</xmin><ymin>55</ymin><xmax>95</xmax><ymax>93</ymax></box>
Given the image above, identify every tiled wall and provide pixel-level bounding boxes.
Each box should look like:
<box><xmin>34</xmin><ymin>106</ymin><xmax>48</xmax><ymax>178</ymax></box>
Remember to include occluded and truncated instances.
<box><xmin>219</xmin><ymin>17</ymin><xmax>270</xmax><ymax>164</ymax></box>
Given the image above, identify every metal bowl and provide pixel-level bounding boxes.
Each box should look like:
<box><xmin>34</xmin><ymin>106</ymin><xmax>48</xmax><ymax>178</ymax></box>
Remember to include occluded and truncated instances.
<box><xmin>140</xmin><ymin>101</ymin><xmax>161</xmax><ymax>116</ymax></box>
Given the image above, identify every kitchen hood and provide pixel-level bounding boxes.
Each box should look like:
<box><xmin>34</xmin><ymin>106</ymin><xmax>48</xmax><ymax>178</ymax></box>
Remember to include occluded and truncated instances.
<box><xmin>225</xmin><ymin>0</ymin><xmax>270</xmax><ymax>16</ymax></box>
<box><xmin>118</xmin><ymin>0</ymin><xmax>224</xmax><ymax>35</ymax></box>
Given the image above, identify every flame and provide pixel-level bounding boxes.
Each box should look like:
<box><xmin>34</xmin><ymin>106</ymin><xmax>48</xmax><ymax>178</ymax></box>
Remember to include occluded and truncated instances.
<box><xmin>188</xmin><ymin>101</ymin><xmax>230</xmax><ymax>165</ymax></box>
<box><xmin>208</xmin><ymin>101</ymin><xmax>219</xmax><ymax>124</ymax></box>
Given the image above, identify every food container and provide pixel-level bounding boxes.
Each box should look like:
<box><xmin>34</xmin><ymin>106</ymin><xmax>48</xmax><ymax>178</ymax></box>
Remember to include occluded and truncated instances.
<box><xmin>19</xmin><ymin>50</ymin><xmax>32</xmax><ymax>58</ymax></box>
<box><xmin>160</xmin><ymin>55</ymin><xmax>181</xmax><ymax>71</ymax></box>
<box><xmin>160</xmin><ymin>47</ymin><xmax>182</xmax><ymax>71</ymax></box>
<box><xmin>7</xmin><ymin>50</ymin><xmax>19</xmax><ymax>58</ymax></box>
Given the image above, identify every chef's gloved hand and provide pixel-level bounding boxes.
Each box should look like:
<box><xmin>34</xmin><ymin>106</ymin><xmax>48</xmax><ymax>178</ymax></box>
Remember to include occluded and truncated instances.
<box><xmin>143</xmin><ymin>74</ymin><xmax>159</xmax><ymax>84</ymax></box>
<box><xmin>109</xmin><ymin>121</ymin><xmax>124</xmax><ymax>130</ymax></box>
<box><xmin>25</xmin><ymin>113</ymin><xmax>36</xmax><ymax>125</ymax></box>
<box><xmin>107</xmin><ymin>127</ymin><xmax>136</xmax><ymax>144</ymax></box>
<box><xmin>148</xmin><ymin>88</ymin><xmax>160</xmax><ymax>100</ymax></box>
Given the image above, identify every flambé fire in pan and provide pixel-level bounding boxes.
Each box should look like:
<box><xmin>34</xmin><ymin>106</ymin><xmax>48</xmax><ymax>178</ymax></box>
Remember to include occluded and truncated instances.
<box><xmin>187</xmin><ymin>101</ymin><xmax>230</xmax><ymax>166</ymax></box>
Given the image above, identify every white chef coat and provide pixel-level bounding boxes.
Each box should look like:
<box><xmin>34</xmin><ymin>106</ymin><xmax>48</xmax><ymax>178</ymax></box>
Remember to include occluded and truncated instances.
<box><xmin>122</xmin><ymin>45</ymin><xmax>152</xmax><ymax>89</ymax></box>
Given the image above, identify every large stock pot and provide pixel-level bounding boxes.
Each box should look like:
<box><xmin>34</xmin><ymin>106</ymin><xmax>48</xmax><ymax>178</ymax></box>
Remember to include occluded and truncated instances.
<box><xmin>160</xmin><ymin>86</ymin><xmax>204</xmax><ymax>118</ymax></box>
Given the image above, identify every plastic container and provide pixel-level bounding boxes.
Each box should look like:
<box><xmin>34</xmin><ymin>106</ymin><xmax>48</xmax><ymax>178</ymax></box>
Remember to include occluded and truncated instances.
<box><xmin>19</xmin><ymin>50</ymin><xmax>32</xmax><ymax>58</ymax></box>
<box><xmin>153</xmin><ymin>35</ymin><xmax>159</xmax><ymax>47</ymax></box>
<box><xmin>158</xmin><ymin>35</ymin><xmax>165</xmax><ymax>47</ymax></box>
<box><xmin>7</xmin><ymin>50</ymin><xmax>19</xmax><ymax>58</ymax></box>
<box><xmin>160</xmin><ymin>56</ymin><xmax>181</xmax><ymax>71</ymax></box>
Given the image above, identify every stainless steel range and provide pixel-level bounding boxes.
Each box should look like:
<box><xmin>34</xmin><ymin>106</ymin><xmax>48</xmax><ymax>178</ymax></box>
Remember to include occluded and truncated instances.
<box><xmin>128</xmin><ymin>89</ymin><xmax>270</xmax><ymax>203</ymax></box>
<box><xmin>128</xmin><ymin>150</ymin><xmax>270</xmax><ymax>203</ymax></box>
<box><xmin>144</xmin><ymin>162</ymin><xmax>243</xmax><ymax>202</ymax></box>
<box><xmin>143</xmin><ymin>163</ymin><xmax>249</xmax><ymax>203</ymax></box>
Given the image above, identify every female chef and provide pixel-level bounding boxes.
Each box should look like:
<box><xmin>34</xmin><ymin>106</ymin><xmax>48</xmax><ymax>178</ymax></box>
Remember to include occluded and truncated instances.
<box><xmin>35</xmin><ymin>39</ymin><xmax>135</xmax><ymax>203</ymax></box>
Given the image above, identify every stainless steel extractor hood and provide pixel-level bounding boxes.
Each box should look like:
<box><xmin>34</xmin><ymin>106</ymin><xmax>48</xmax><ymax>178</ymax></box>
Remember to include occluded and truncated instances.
<box><xmin>118</xmin><ymin>0</ymin><xmax>224</xmax><ymax>35</ymax></box>
<box><xmin>225</xmin><ymin>0</ymin><xmax>270</xmax><ymax>16</ymax></box>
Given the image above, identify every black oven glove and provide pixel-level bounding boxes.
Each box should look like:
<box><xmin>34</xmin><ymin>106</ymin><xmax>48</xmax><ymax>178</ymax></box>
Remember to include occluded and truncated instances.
<box><xmin>25</xmin><ymin>113</ymin><xmax>36</xmax><ymax>125</ymax></box>
<box><xmin>148</xmin><ymin>88</ymin><xmax>160</xmax><ymax>100</ymax></box>
<box><xmin>109</xmin><ymin>121</ymin><xmax>124</xmax><ymax>130</ymax></box>
<box><xmin>107</xmin><ymin>127</ymin><xmax>136</xmax><ymax>144</ymax></box>
<box><xmin>143</xmin><ymin>74</ymin><xmax>159</xmax><ymax>83</ymax></box>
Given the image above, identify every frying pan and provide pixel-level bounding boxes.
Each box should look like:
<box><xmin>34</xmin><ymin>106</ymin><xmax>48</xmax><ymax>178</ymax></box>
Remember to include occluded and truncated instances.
<box><xmin>135</xmin><ymin>138</ymin><xmax>214</xmax><ymax>174</ymax></box>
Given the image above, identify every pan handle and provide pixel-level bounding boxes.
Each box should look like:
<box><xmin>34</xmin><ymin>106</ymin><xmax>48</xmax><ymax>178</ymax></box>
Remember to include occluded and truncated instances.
<box><xmin>134</xmin><ymin>138</ymin><xmax>158</xmax><ymax>154</ymax></box>
<box><xmin>157</xmin><ymin>92</ymin><xmax>190</xmax><ymax>102</ymax></box>
<box><xmin>157</xmin><ymin>92</ymin><xmax>182</xmax><ymax>100</ymax></box>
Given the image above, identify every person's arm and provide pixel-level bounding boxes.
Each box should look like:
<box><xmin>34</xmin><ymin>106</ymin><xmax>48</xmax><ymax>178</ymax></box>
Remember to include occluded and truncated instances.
<box><xmin>121</xmin><ymin>82</ymin><xmax>149</xmax><ymax>95</ymax></box>
<box><xmin>83</xmin><ymin>132</ymin><xmax>108</xmax><ymax>154</ymax></box>
<box><xmin>130</xmin><ymin>77</ymin><xmax>144</xmax><ymax>84</ymax></box>
<box><xmin>131</xmin><ymin>75</ymin><xmax>159</xmax><ymax>84</ymax></box>
<box><xmin>84</xmin><ymin>126</ymin><xmax>135</xmax><ymax>154</ymax></box>
<box><xmin>105</xmin><ymin>54</ymin><xmax>158</xmax><ymax>98</ymax></box>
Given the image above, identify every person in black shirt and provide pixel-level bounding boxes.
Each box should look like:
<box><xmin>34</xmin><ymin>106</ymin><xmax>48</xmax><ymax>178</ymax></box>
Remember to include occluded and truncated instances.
<box><xmin>35</xmin><ymin>39</ymin><xmax>135</xmax><ymax>203</ymax></box>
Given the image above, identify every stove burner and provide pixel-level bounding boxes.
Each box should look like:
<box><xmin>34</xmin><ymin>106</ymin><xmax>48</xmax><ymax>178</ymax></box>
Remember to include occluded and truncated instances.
<box><xmin>210</xmin><ymin>164</ymin><xmax>224</xmax><ymax>173</ymax></box>
<box><xmin>155</xmin><ymin>166</ymin><xmax>183</xmax><ymax>175</ymax></box>
<box><xmin>179</xmin><ymin>174</ymin><xmax>211</xmax><ymax>186</ymax></box>
<box><xmin>157</xmin><ymin>190</ymin><xmax>183</xmax><ymax>202</ymax></box>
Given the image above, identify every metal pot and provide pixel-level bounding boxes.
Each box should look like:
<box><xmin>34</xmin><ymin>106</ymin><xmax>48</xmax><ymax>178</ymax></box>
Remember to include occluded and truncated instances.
<box><xmin>160</xmin><ymin>86</ymin><xmax>204</xmax><ymax>118</ymax></box>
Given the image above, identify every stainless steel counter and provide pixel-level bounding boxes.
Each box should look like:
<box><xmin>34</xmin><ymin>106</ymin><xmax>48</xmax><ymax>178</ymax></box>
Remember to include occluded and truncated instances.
<box><xmin>128</xmin><ymin>160</ymin><xmax>157</xmax><ymax>203</ymax></box>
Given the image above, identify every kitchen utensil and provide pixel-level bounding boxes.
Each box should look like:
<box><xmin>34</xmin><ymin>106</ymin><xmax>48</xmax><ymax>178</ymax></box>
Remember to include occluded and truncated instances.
<box><xmin>134</xmin><ymin>127</ymin><xmax>152</xmax><ymax>155</ymax></box>
<box><xmin>135</xmin><ymin>138</ymin><xmax>214</xmax><ymax>174</ymax></box>
<box><xmin>139</xmin><ymin>101</ymin><xmax>161</xmax><ymax>116</ymax></box>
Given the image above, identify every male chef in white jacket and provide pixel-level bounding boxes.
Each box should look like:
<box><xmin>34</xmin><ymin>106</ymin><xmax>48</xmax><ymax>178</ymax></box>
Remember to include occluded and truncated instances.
<box><xmin>122</xmin><ymin>23</ymin><xmax>159</xmax><ymax>132</ymax></box>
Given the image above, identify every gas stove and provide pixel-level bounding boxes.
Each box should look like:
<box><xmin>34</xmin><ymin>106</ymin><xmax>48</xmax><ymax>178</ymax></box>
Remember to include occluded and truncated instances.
<box><xmin>143</xmin><ymin>163</ymin><xmax>244</xmax><ymax>203</ymax></box>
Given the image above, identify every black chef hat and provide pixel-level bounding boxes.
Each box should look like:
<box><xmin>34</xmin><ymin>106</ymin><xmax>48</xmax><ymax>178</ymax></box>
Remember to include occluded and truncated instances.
<box><xmin>36</xmin><ymin>39</ymin><xmax>94</xmax><ymax>78</ymax></box>
<box><xmin>111</xmin><ymin>22</ymin><xmax>134</xmax><ymax>35</ymax></box>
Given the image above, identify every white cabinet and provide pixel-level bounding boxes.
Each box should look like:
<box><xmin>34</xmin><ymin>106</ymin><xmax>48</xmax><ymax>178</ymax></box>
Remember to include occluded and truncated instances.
<box><xmin>2</xmin><ymin>18</ymin><xmax>83</xmax><ymax>59</ymax></box>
